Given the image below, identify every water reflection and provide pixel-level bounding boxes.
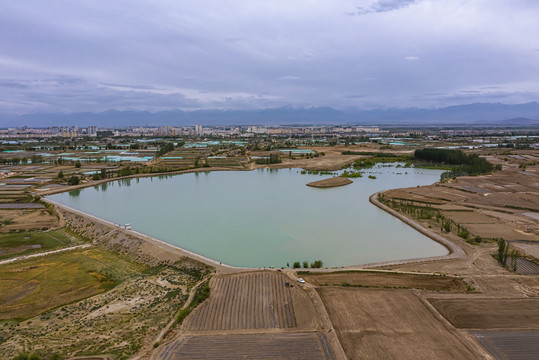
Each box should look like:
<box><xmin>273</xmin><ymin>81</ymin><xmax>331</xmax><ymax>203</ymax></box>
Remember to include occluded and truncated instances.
<box><xmin>68</xmin><ymin>189</ymin><xmax>81</xmax><ymax>197</ymax></box>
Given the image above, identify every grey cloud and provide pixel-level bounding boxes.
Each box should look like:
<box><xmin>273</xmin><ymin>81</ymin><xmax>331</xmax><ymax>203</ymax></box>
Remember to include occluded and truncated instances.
<box><xmin>0</xmin><ymin>1</ymin><xmax>538</xmax><ymax>114</ymax></box>
<box><xmin>355</xmin><ymin>0</ymin><xmax>418</xmax><ymax>15</ymax></box>
<box><xmin>0</xmin><ymin>80</ymin><xmax>29</xmax><ymax>89</ymax></box>
<box><xmin>372</xmin><ymin>0</ymin><xmax>417</xmax><ymax>13</ymax></box>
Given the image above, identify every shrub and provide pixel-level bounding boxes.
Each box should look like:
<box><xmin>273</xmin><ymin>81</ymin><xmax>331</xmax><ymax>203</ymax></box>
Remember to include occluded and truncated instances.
<box><xmin>67</xmin><ymin>175</ymin><xmax>80</xmax><ymax>185</ymax></box>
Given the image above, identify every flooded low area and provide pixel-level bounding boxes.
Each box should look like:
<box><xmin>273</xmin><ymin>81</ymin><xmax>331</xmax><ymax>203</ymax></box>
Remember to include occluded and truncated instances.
<box><xmin>48</xmin><ymin>164</ymin><xmax>448</xmax><ymax>268</ymax></box>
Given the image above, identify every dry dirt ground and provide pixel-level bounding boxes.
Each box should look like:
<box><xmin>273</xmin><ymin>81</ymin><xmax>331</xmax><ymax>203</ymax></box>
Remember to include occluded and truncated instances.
<box><xmin>428</xmin><ymin>298</ymin><xmax>539</xmax><ymax>329</ymax></box>
<box><xmin>0</xmin><ymin>208</ymin><xmax>58</xmax><ymax>232</ymax></box>
<box><xmin>158</xmin><ymin>333</ymin><xmax>335</xmax><ymax>360</ymax></box>
<box><xmin>383</xmin><ymin>163</ymin><xmax>539</xmax><ymax>244</ymax></box>
<box><xmin>302</xmin><ymin>270</ymin><xmax>468</xmax><ymax>292</ymax></box>
<box><xmin>184</xmin><ymin>272</ymin><xmax>298</xmax><ymax>331</ymax></box>
<box><xmin>318</xmin><ymin>287</ymin><xmax>483</xmax><ymax>360</ymax></box>
<box><xmin>155</xmin><ymin>271</ymin><xmax>341</xmax><ymax>360</ymax></box>
<box><xmin>269</xmin><ymin>146</ymin><xmax>387</xmax><ymax>171</ymax></box>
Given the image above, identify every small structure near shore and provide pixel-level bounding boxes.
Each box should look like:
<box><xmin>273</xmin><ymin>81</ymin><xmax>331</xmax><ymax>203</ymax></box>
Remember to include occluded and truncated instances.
<box><xmin>306</xmin><ymin>177</ymin><xmax>353</xmax><ymax>188</ymax></box>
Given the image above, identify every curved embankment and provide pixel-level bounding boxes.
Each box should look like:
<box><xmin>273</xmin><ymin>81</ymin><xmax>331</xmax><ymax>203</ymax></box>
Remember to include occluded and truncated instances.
<box><xmin>361</xmin><ymin>191</ymin><xmax>466</xmax><ymax>268</ymax></box>
<box><xmin>43</xmin><ymin>198</ymin><xmax>240</xmax><ymax>272</ymax></box>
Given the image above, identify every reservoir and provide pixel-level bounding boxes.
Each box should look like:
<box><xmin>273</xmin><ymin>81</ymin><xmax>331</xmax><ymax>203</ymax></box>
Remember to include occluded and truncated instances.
<box><xmin>48</xmin><ymin>164</ymin><xmax>448</xmax><ymax>268</ymax></box>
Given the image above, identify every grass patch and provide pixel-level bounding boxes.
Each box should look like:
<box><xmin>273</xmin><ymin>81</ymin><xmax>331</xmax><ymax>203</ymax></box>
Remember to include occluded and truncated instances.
<box><xmin>0</xmin><ymin>230</ymin><xmax>72</xmax><ymax>260</ymax></box>
<box><xmin>173</xmin><ymin>279</ymin><xmax>211</xmax><ymax>327</ymax></box>
<box><xmin>0</xmin><ymin>247</ymin><xmax>145</xmax><ymax>320</ymax></box>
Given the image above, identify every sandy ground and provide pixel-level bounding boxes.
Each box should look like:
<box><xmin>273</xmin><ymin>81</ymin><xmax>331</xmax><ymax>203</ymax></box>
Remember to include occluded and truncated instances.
<box><xmin>318</xmin><ymin>287</ymin><xmax>485</xmax><ymax>360</ymax></box>
<box><xmin>302</xmin><ymin>271</ymin><xmax>468</xmax><ymax>291</ymax></box>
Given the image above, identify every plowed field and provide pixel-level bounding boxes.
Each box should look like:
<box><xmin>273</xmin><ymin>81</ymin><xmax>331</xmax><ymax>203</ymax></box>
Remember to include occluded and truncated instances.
<box><xmin>429</xmin><ymin>298</ymin><xmax>539</xmax><ymax>329</ymax></box>
<box><xmin>159</xmin><ymin>333</ymin><xmax>335</xmax><ymax>360</ymax></box>
<box><xmin>185</xmin><ymin>272</ymin><xmax>296</xmax><ymax>330</ymax></box>
<box><xmin>302</xmin><ymin>270</ymin><xmax>467</xmax><ymax>291</ymax></box>
<box><xmin>319</xmin><ymin>288</ymin><xmax>479</xmax><ymax>359</ymax></box>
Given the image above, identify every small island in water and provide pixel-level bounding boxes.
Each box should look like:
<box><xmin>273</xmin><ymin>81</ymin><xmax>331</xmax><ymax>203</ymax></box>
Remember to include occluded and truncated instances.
<box><xmin>306</xmin><ymin>177</ymin><xmax>353</xmax><ymax>188</ymax></box>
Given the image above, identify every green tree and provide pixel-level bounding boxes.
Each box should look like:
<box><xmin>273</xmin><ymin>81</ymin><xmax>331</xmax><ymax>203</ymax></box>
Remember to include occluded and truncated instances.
<box><xmin>75</xmin><ymin>160</ymin><xmax>82</xmax><ymax>168</ymax></box>
<box><xmin>57</xmin><ymin>170</ymin><xmax>64</xmax><ymax>179</ymax></box>
<box><xmin>302</xmin><ymin>261</ymin><xmax>309</xmax><ymax>269</ymax></box>
<box><xmin>510</xmin><ymin>250</ymin><xmax>519</xmax><ymax>272</ymax></box>
<box><xmin>443</xmin><ymin>221</ymin><xmax>451</xmax><ymax>233</ymax></box>
<box><xmin>293</xmin><ymin>261</ymin><xmax>301</xmax><ymax>269</ymax></box>
<box><xmin>310</xmin><ymin>260</ymin><xmax>323</xmax><ymax>268</ymax></box>
<box><xmin>67</xmin><ymin>175</ymin><xmax>80</xmax><ymax>185</ymax></box>
<box><xmin>496</xmin><ymin>238</ymin><xmax>509</xmax><ymax>266</ymax></box>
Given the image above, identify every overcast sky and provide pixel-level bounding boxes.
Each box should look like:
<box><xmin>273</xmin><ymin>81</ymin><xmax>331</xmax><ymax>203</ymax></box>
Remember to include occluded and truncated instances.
<box><xmin>1</xmin><ymin>0</ymin><xmax>538</xmax><ymax>114</ymax></box>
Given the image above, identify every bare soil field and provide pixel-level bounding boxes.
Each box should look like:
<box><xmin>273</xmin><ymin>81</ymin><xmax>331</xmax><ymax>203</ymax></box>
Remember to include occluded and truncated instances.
<box><xmin>513</xmin><ymin>242</ymin><xmax>539</xmax><ymax>260</ymax></box>
<box><xmin>184</xmin><ymin>272</ymin><xmax>298</xmax><ymax>331</ymax></box>
<box><xmin>428</xmin><ymin>298</ymin><xmax>539</xmax><ymax>329</ymax></box>
<box><xmin>158</xmin><ymin>332</ymin><xmax>335</xmax><ymax>360</ymax></box>
<box><xmin>471</xmin><ymin>330</ymin><xmax>539</xmax><ymax>360</ymax></box>
<box><xmin>465</xmin><ymin>223</ymin><xmax>539</xmax><ymax>241</ymax></box>
<box><xmin>269</xmin><ymin>147</ymin><xmax>372</xmax><ymax>171</ymax></box>
<box><xmin>318</xmin><ymin>287</ymin><xmax>480</xmax><ymax>359</ymax></box>
<box><xmin>382</xmin><ymin>163</ymin><xmax>539</xmax><ymax>252</ymax></box>
<box><xmin>0</xmin><ymin>208</ymin><xmax>58</xmax><ymax>232</ymax></box>
<box><xmin>301</xmin><ymin>270</ymin><xmax>468</xmax><ymax>292</ymax></box>
<box><xmin>441</xmin><ymin>210</ymin><xmax>497</xmax><ymax>224</ymax></box>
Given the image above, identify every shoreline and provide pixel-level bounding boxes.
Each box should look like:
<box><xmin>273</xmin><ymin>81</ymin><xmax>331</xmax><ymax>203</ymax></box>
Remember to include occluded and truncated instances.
<box><xmin>41</xmin><ymin>168</ymin><xmax>465</xmax><ymax>272</ymax></box>
<box><xmin>36</xmin><ymin>166</ymin><xmax>254</xmax><ymax>196</ymax></box>
<box><xmin>43</xmin><ymin>198</ymin><xmax>245</xmax><ymax>272</ymax></box>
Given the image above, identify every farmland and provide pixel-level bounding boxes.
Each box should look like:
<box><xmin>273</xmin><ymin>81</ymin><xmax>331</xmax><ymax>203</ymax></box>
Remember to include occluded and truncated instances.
<box><xmin>318</xmin><ymin>287</ymin><xmax>480</xmax><ymax>359</ymax></box>
<box><xmin>159</xmin><ymin>333</ymin><xmax>335</xmax><ymax>360</ymax></box>
<box><xmin>471</xmin><ymin>330</ymin><xmax>539</xmax><ymax>360</ymax></box>
<box><xmin>428</xmin><ymin>298</ymin><xmax>539</xmax><ymax>329</ymax></box>
<box><xmin>300</xmin><ymin>270</ymin><xmax>468</xmax><ymax>291</ymax></box>
<box><xmin>184</xmin><ymin>272</ymin><xmax>297</xmax><ymax>331</ymax></box>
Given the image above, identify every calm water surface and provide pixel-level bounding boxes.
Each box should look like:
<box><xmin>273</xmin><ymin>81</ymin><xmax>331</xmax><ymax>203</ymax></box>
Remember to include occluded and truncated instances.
<box><xmin>49</xmin><ymin>165</ymin><xmax>448</xmax><ymax>267</ymax></box>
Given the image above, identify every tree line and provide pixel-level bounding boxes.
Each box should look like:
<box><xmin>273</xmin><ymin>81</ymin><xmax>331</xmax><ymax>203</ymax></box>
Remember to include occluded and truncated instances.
<box><xmin>413</xmin><ymin>148</ymin><xmax>499</xmax><ymax>179</ymax></box>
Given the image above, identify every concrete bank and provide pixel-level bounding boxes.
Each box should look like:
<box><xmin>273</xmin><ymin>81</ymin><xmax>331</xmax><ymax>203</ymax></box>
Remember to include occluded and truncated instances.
<box><xmin>361</xmin><ymin>191</ymin><xmax>466</xmax><ymax>268</ymax></box>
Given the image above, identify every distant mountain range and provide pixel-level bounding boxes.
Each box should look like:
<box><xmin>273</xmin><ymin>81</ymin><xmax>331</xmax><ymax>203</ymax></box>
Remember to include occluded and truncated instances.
<box><xmin>1</xmin><ymin>102</ymin><xmax>539</xmax><ymax>128</ymax></box>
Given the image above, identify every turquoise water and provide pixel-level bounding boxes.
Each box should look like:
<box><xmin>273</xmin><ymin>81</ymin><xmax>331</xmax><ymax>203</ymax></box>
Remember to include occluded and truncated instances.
<box><xmin>102</xmin><ymin>155</ymin><xmax>153</xmax><ymax>162</ymax></box>
<box><xmin>185</xmin><ymin>141</ymin><xmax>246</xmax><ymax>148</ymax></box>
<box><xmin>279</xmin><ymin>149</ymin><xmax>315</xmax><ymax>154</ymax></box>
<box><xmin>48</xmin><ymin>165</ymin><xmax>448</xmax><ymax>268</ymax></box>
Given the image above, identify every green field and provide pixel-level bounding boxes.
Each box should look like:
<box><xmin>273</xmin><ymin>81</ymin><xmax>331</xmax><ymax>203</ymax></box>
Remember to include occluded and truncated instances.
<box><xmin>0</xmin><ymin>247</ymin><xmax>145</xmax><ymax>320</ymax></box>
<box><xmin>0</xmin><ymin>231</ymin><xmax>72</xmax><ymax>260</ymax></box>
